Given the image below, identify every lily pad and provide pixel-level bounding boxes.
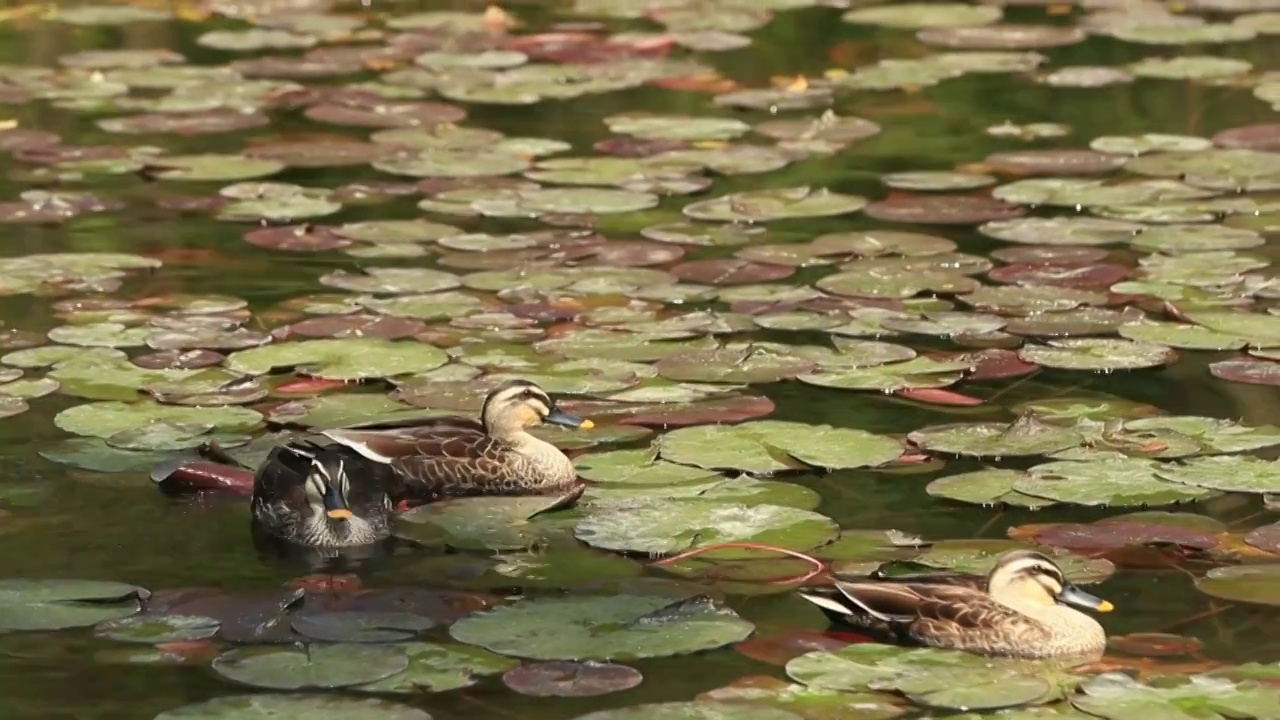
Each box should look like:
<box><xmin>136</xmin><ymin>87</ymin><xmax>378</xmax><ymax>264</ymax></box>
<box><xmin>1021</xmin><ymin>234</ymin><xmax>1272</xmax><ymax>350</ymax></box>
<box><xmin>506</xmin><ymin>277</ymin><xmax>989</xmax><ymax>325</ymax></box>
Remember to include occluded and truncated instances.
<box><xmin>909</xmin><ymin>416</ymin><xmax>1083</xmax><ymax>457</ymax></box>
<box><xmin>658</xmin><ymin>421</ymin><xmax>904</xmax><ymax>474</ymax></box>
<box><xmin>573</xmin><ymin>702</ymin><xmax>802</xmax><ymax>720</ymax></box>
<box><xmin>504</xmin><ymin>661</ymin><xmax>644</xmax><ymax>697</ymax></box>
<box><xmin>449</xmin><ymin>593</ymin><xmax>754</xmax><ymax>661</ymax></box>
<box><xmin>354</xmin><ymin>641</ymin><xmax>518</xmax><ymax>694</ymax></box>
<box><xmin>95</xmin><ymin>614</ymin><xmax>220</xmax><ymax>644</ymax></box>
<box><xmin>575</xmin><ymin>500</ymin><xmax>838</xmax><ymax>555</ymax></box>
<box><xmin>1155</xmin><ymin>456</ymin><xmax>1280</xmax><ymax>494</ymax></box>
<box><xmin>291</xmin><ymin>612</ymin><xmax>437</xmax><ymax>644</ymax></box>
<box><xmin>1015</xmin><ymin>458</ymin><xmax>1219</xmax><ymax>506</ymax></box>
<box><xmin>843</xmin><ymin>3</ymin><xmax>1001</xmax><ymax>29</ymax></box>
<box><xmin>397</xmin><ymin>494</ymin><xmax>578</xmax><ymax>551</ymax></box>
<box><xmin>683</xmin><ymin>187</ymin><xmax>866</xmax><ymax>223</ymax></box>
<box><xmin>211</xmin><ymin>644</ymin><xmax>409</xmax><ymax>690</ymax></box>
<box><xmin>0</xmin><ymin>578</ymin><xmax>146</xmax><ymax>631</ymax></box>
<box><xmin>1018</xmin><ymin>339</ymin><xmax>1178</xmax><ymax>370</ymax></box>
<box><xmin>926</xmin><ymin>469</ymin><xmax>1057</xmax><ymax>509</ymax></box>
<box><xmin>226</xmin><ymin>339</ymin><xmax>448</xmax><ymax>380</ymax></box>
<box><xmin>155</xmin><ymin>695</ymin><xmax>432</xmax><ymax>720</ymax></box>
<box><xmin>54</xmin><ymin>402</ymin><xmax>261</xmax><ymax>439</ymax></box>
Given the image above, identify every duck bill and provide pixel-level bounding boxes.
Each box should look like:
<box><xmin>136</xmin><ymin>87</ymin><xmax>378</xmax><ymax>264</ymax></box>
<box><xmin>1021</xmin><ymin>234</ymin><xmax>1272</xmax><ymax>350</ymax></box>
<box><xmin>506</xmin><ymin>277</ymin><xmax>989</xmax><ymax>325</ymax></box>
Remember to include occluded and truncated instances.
<box><xmin>323</xmin><ymin>485</ymin><xmax>353</xmax><ymax>521</ymax></box>
<box><xmin>1058</xmin><ymin>583</ymin><xmax>1114</xmax><ymax>613</ymax></box>
<box><xmin>545</xmin><ymin>408</ymin><xmax>594</xmax><ymax>430</ymax></box>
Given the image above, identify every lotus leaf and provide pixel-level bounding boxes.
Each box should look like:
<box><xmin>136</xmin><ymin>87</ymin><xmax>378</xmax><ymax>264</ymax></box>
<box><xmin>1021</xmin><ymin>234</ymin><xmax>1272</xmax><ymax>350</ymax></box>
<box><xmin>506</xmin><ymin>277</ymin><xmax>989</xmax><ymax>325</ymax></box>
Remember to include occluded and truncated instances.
<box><xmin>95</xmin><ymin>614</ymin><xmax>220</xmax><ymax>644</ymax></box>
<box><xmin>1072</xmin><ymin>672</ymin><xmax>1280</xmax><ymax>720</ymax></box>
<box><xmin>575</xmin><ymin>499</ymin><xmax>837</xmax><ymax>555</ymax></box>
<box><xmin>54</xmin><ymin>401</ymin><xmax>261</xmax><ymax>439</ymax></box>
<box><xmin>909</xmin><ymin>416</ymin><xmax>1083</xmax><ymax>457</ymax></box>
<box><xmin>354</xmin><ymin>641</ymin><xmax>518</xmax><ymax>693</ymax></box>
<box><xmin>572</xmin><ymin>702</ymin><xmax>802</xmax><ymax>720</ymax></box>
<box><xmin>1155</xmin><ymin>456</ymin><xmax>1280</xmax><ymax>494</ymax></box>
<box><xmin>926</xmin><ymin>469</ymin><xmax>1057</xmax><ymax>509</ymax></box>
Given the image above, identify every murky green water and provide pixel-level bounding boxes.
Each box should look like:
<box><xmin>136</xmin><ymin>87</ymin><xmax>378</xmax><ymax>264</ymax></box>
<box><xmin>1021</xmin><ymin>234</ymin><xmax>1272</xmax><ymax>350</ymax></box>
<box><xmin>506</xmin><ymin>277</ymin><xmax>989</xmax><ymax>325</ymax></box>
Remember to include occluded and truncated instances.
<box><xmin>0</xmin><ymin>1</ymin><xmax>1278</xmax><ymax>719</ymax></box>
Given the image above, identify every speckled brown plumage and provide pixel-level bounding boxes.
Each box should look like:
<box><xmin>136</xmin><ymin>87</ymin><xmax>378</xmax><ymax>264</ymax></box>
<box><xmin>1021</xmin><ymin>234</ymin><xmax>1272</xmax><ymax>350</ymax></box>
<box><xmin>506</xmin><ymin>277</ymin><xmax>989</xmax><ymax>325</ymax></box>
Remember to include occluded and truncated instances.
<box><xmin>319</xmin><ymin>379</ymin><xmax>590</xmax><ymax>505</ymax></box>
<box><xmin>800</xmin><ymin>550</ymin><xmax>1110</xmax><ymax>659</ymax></box>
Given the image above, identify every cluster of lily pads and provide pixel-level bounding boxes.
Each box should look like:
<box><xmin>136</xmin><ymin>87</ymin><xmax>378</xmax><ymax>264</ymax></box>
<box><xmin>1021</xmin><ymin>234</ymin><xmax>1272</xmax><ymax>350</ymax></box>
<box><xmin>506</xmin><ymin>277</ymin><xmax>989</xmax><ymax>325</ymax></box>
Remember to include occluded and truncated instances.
<box><xmin>0</xmin><ymin>0</ymin><xmax>1278</xmax><ymax>718</ymax></box>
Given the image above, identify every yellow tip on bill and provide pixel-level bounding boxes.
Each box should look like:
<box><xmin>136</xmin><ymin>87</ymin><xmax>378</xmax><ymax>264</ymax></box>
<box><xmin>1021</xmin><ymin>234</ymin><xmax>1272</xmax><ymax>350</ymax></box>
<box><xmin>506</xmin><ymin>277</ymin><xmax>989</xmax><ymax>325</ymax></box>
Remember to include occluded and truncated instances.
<box><xmin>579</xmin><ymin>419</ymin><xmax>595</xmax><ymax>429</ymax></box>
<box><xmin>326</xmin><ymin>509</ymin><xmax>354</xmax><ymax>520</ymax></box>
<box><xmin>1096</xmin><ymin>600</ymin><xmax>1115</xmax><ymax>613</ymax></box>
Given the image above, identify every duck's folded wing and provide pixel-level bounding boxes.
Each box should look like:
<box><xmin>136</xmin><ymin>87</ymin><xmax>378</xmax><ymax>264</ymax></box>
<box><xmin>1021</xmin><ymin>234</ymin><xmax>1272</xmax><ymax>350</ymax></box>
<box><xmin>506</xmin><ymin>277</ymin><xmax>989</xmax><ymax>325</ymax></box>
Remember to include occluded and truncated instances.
<box><xmin>322</xmin><ymin>428</ymin><xmax>512</xmax><ymax>500</ymax></box>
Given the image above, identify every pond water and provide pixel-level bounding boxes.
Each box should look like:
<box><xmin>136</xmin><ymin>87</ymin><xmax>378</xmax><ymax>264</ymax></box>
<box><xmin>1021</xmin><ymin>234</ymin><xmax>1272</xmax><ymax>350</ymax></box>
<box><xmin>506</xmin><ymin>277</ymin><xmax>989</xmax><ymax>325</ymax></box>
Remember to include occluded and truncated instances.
<box><xmin>0</xmin><ymin>0</ymin><xmax>1278</xmax><ymax>718</ymax></box>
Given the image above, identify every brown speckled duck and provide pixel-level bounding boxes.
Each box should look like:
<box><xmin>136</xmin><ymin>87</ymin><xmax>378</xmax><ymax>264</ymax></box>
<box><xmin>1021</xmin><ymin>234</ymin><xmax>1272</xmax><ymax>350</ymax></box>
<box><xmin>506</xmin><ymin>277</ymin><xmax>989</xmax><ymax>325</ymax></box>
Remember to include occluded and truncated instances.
<box><xmin>319</xmin><ymin>379</ymin><xmax>593</xmax><ymax>505</ymax></box>
<box><xmin>799</xmin><ymin>549</ymin><xmax>1113</xmax><ymax>659</ymax></box>
<box><xmin>250</xmin><ymin>441</ymin><xmax>396</xmax><ymax>548</ymax></box>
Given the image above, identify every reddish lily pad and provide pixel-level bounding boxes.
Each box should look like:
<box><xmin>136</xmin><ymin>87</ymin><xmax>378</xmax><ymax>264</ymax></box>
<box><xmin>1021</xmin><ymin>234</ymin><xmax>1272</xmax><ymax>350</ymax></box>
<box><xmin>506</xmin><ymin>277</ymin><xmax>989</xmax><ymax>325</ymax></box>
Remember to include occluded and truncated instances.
<box><xmin>1210</xmin><ymin>358</ymin><xmax>1280</xmax><ymax>386</ymax></box>
<box><xmin>503</xmin><ymin>661</ymin><xmax>643</xmax><ymax>697</ymax></box>
<box><xmin>862</xmin><ymin>196</ymin><xmax>1024</xmax><ymax>225</ymax></box>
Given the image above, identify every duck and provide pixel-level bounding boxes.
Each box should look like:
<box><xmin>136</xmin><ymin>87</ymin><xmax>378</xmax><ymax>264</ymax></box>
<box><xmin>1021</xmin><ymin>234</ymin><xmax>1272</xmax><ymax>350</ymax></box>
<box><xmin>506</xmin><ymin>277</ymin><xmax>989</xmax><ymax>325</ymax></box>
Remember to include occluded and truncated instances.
<box><xmin>250</xmin><ymin>440</ymin><xmax>396</xmax><ymax>548</ymax></box>
<box><xmin>318</xmin><ymin>378</ymin><xmax>594</xmax><ymax>505</ymax></box>
<box><xmin>798</xmin><ymin>549</ymin><xmax>1113</xmax><ymax>659</ymax></box>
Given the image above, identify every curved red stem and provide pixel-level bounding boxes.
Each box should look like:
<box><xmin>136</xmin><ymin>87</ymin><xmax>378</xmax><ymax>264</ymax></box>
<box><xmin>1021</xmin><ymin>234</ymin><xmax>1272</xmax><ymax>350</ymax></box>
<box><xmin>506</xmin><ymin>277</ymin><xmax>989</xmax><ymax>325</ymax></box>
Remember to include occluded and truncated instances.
<box><xmin>649</xmin><ymin>542</ymin><xmax>829</xmax><ymax>587</ymax></box>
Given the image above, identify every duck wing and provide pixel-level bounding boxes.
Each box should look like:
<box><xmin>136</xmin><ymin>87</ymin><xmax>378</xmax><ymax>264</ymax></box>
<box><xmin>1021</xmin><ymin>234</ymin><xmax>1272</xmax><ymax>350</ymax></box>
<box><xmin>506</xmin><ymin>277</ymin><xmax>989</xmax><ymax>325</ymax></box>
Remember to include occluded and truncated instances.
<box><xmin>320</xmin><ymin>426</ymin><xmax>513</xmax><ymax>502</ymax></box>
<box><xmin>833</xmin><ymin>579</ymin><xmax>1022</xmax><ymax>630</ymax></box>
<box><xmin>335</xmin><ymin>414</ymin><xmax>485</xmax><ymax>434</ymax></box>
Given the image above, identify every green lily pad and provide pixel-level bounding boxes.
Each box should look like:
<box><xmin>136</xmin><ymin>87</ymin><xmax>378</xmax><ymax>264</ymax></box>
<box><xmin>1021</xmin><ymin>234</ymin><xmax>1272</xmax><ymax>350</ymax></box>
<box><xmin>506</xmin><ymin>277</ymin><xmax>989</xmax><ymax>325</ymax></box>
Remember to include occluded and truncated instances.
<box><xmin>226</xmin><ymin>339</ymin><xmax>447</xmax><ymax>380</ymax></box>
<box><xmin>576</xmin><ymin>499</ymin><xmax>837</xmax><ymax>555</ymax></box>
<box><xmin>1072</xmin><ymin>671</ymin><xmax>1280</xmax><ymax>720</ymax></box>
<box><xmin>1122</xmin><ymin>416</ymin><xmax>1280</xmax><ymax>454</ymax></box>
<box><xmin>292</xmin><ymin>612</ymin><xmax>437</xmax><ymax>644</ymax></box>
<box><xmin>155</xmin><ymin>694</ymin><xmax>432</xmax><ymax>720</ymax></box>
<box><xmin>211</xmin><ymin>644</ymin><xmax>409</xmax><ymax>690</ymax></box>
<box><xmin>798</xmin><ymin>357</ymin><xmax>972</xmax><ymax>392</ymax></box>
<box><xmin>910</xmin><ymin>415</ymin><xmax>1083</xmax><ymax>457</ymax></box>
<box><xmin>843</xmin><ymin>3</ymin><xmax>1001</xmax><ymax>28</ymax></box>
<box><xmin>0</xmin><ymin>578</ymin><xmax>146</xmax><ymax>631</ymax></box>
<box><xmin>1126</xmin><ymin>148</ymin><xmax>1280</xmax><ymax>192</ymax></box>
<box><xmin>577</xmin><ymin>449</ymin><xmax>723</xmax><ymax>485</ymax></box>
<box><xmin>700</xmin><ymin>676</ymin><xmax>905</xmax><ymax>720</ymax></box>
<box><xmin>1015</xmin><ymin>458</ymin><xmax>1219</xmax><ymax>506</ymax></box>
<box><xmin>574</xmin><ymin>702</ymin><xmax>802</xmax><ymax>720</ymax></box>
<box><xmin>1129</xmin><ymin>56</ymin><xmax>1253</xmax><ymax>79</ymax></box>
<box><xmin>683</xmin><ymin>187</ymin><xmax>866</xmax><ymax>223</ymax></box>
<box><xmin>1155</xmin><ymin>456</ymin><xmax>1279</xmax><ymax>494</ymax></box>
<box><xmin>655</xmin><ymin>347</ymin><xmax>817</xmax><ymax>384</ymax></box>
<box><xmin>658</xmin><ymin>420</ymin><xmax>904</xmax><ymax>474</ymax></box>
<box><xmin>1019</xmin><ymin>339</ymin><xmax>1177</xmax><ymax>370</ymax></box>
<box><xmin>47</xmin><ymin>322</ymin><xmax>151</xmax><ymax>348</ymax></box>
<box><xmin>397</xmin><ymin>494</ymin><xmax>577</xmax><ymax>551</ymax></box>
<box><xmin>320</xmin><ymin>267</ymin><xmax>460</xmax><ymax>294</ymax></box>
<box><xmin>1185</xmin><ymin>312</ymin><xmax>1280</xmax><ymax>347</ymax></box>
<box><xmin>1195</xmin><ymin>565</ymin><xmax>1280</xmax><ymax>607</ymax></box>
<box><xmin>605</xmin><ymin>113</ymin><xmax>750</xmax><ymax>141</ymax></box>
<box><xmin>150</xmin><ymin>154</ymin><xmax>284</xmax><ymax>182</ymax></box>
<box><xmin>54</xmin><ymin>402</ymin><xmax>261</xmax><ymax>439</ymax></box>
<box><xmin>926</xmin><ymin>469</ymin><xmax>1058</xmax><ymax>509</ymax></box>
<box><xmin>1117</xmin><ymin>321</ymin><xmax>1248</xmax><ymax>351</ymax></box>
<box><xmin>980</xmin><ymin>217</ymin><xmax>1143</xmax><ymax>246</ymax></box>
<box><xmin>354</xmin><ymin>641</ymin><xmax>519</xmax><ymax>693</ymax></box>
<box><xmin>585</xmin><ymin>476</ymin><xmax>820</xmax><ymax>510</ymax></box>
<box><xmin>449</xmin><ymin>593</ymin><xmax>754</xmax><ymax>661</ymax></box>
<box><xmin>95</xmin><ymin>614</ymin><xmax>220</xmax><ymax>644</ymax></box>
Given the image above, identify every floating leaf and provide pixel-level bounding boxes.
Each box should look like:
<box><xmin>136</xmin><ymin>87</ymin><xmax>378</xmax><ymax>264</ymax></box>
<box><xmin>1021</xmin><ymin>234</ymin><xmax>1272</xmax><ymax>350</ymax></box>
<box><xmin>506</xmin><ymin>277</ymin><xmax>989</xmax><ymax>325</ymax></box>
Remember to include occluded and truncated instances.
<box><xmin>927</xmin><ymin>469</ymin><xmax>1057</xmax><ymax>509</ymax></box>
<box><xmin>683</xmin><ymin>187</ymin><xmax>866</xmax><ymax>223</ymax></box>
<box><xmin>449</xmin><ymin>594</ymin><xmax>754</xmax><ymax>661</ymax></box>
<box><xmin>155</xmin><ymin>694</ymin><xmax>432</xmax><ymax>720</ymax></box>
<box><xmin>95</xmin><ymin>615</ymin><xmax>220</xmax><ymax>644</ymax></box>
<box><xmin>54</xmin><ymin>402</ymin><xmax>260</xmax><ymax>439</ymax></box>
<box><xmin>211</xmin><ymin>644</ymin><xmax>409</xmax><ymax>690</ymax></box>
<box><xmin>355</xmin><ymin>641</ymin><xmax>518</xmax><ymax>694</ymax></box>
<box><xmin>1155</xmin><ymin>456</ymin><xmax>1280</xmax><ymax>494</ymax></box>
<box><xmin>504</xmin><ymin>661</ymin><xmax>643</xmax><ymax>697</ymax></box>
<box><xmin>1018</xmin><ymin>339</ymin><xmax>1177</xmax><ymax>371</ymax></box>
<box><xmin>1015</xmin><ymin>458</ymin><xmax>1218</xmax><ymax>506</ymax></box>
<box><xmin>658</xmin><ymin>421</ymin><xmax>904</xmax><ymax>474</ymax></box>
<box><xmin>575</xmin><ymin>500</ymin><xmax>838</xmax><ymax>555</ymax></box>
<box><xmin>291</xmin><ymin>612</ymin><xmax>437</xmax><ymax>644</ymax></box>
<box><xmin>909</xmin><ymin>416</ymin><xmax>1083</xmax><ymax>457</ymax></box>
<box><xmin>0</xmin><ymin>579</ymin><xmax>145</xmax><ymax>631</ymax></box>
<box><xmin>226</xmin><ymin>339</ymin><xmax>447</xmax><ymax>380</ymax></box>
